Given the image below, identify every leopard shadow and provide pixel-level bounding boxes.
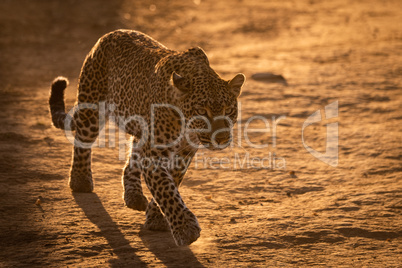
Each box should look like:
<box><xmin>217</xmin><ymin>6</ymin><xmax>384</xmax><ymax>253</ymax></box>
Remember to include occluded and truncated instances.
<box><xmin>73</xmin><ymin>192</ymin><xmax>147</xmax><ymax>267</ymax></box>
<box><xmin>139</xmin><ymin>228</ymin><xmax>205</xmax><ymax>268</ymax></box>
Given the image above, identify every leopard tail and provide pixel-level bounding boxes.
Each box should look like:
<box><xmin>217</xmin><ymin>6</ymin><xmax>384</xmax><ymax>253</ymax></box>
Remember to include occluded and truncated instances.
<box><xmin>49</xmin><ymin>76</ymin><xmax>75</xmax><ymax>130</ymax></box>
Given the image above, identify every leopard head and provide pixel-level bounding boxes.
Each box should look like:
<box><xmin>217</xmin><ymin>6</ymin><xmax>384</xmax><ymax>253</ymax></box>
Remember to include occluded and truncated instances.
<box><xmin>169</xmin><ymin>47</ymin><xmax>245</xmax><ymax>150</ymax></box>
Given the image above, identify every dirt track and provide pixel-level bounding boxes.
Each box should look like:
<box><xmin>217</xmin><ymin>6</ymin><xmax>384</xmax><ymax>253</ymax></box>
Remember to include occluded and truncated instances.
<box><xmin>0</xmin><ymin>0</ymin><xmax>401</xmax><ymax>267</ymax></box>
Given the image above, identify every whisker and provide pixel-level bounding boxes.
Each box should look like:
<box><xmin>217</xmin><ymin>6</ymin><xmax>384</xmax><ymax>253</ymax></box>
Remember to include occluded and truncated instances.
<box><xmin>231</xmin><ymin>140</ymin><xmax>249</xmax><ymax>154</ymax></box>
<box><xmin>175</xmin><ymin>142</ymin><xmax>198</xmax><ymax>155</ymax></box>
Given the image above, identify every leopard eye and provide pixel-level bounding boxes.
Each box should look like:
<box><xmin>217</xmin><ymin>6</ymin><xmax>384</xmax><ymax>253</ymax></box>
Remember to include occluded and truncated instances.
<box><xmin>196</xmin><ymin>108</ymin><xmax>207</xmax><ymax>116</ymax></box>
<box><xmin>225</xmin><ymin>107</ymin><xmax>234</xmax><ymax>115</ymax></box>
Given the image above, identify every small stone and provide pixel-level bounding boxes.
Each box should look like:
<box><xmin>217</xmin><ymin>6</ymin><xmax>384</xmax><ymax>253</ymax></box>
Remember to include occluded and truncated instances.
<box><xmin>251</xmin><ymin>72</ymin><xmax>287</xmax><ymax>85</ymax></box>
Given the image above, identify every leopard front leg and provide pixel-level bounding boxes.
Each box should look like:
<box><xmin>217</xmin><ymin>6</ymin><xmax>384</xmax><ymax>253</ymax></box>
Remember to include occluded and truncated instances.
<box><xmin>144</xmin><ymin>173</ymin><xmax>186</xmax><ymax>232</ymax></box>
<box><xmin>143</xmin><ymin>168</ymin><xmax>201</xmax><ymax>246</ymax></box>
<box><xmin>122</xmin><ymin>149</ymin><xmax>148</xmax><ymax>211</ymax></box>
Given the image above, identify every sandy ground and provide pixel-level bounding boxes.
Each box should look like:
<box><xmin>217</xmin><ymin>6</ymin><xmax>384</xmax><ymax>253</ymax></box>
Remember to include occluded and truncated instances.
<box><xmin>0</xmin><ymin>0</ymin><xmax>401</xmax><ymax>267</ymax></box>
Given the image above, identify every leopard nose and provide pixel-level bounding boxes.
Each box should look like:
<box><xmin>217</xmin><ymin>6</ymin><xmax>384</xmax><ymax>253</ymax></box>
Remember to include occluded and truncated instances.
<box><xmin>214</xmin><ymin>131</ymin><xmax>231</xmax><ymax>145</ymax></box>
<box><xmin>211</xmin><ymin>118</ymin><xmax>231</xmax><ymax>146</ymax></box>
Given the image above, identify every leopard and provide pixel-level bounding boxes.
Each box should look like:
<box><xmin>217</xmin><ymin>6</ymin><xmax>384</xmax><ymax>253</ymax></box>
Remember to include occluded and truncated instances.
<box><xmin>49</xmin><ymin>29</ymin><xmax>245</xmax><ymax>246</ymax></box>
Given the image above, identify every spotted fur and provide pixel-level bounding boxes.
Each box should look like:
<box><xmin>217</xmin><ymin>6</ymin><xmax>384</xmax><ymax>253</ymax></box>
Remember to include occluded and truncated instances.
<box><xmin>49</xmin><ymin>29</ymin><xmax>245</xmax><ymax>246</ymax></box>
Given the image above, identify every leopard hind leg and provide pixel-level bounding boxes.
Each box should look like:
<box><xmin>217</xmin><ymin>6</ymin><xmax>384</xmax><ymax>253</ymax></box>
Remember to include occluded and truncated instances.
<box><xmin>69</xmin><ymin>103</ymin><xmax>100</xmax><ymax>193</ymax></box>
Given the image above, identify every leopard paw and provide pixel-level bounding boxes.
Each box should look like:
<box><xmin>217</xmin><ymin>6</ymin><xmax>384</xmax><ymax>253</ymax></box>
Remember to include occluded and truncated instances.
<box><xmin>69</xmin><ymin>173</ymin><xmax>94</xmax><ymax>193</ymax></box>
<box><xmin>124</xmin><ymin>191</ymin><xmax>148</xmax><ymax>211</ymax></box>
<box><xmin>171</xmin><ymin>209</ymin><xmax>201</xmax><ymax>246</ymax></box>
<box><xmin>144</xmin><ymin>208</ymin><xmax>170</xmax><ymax>231</ymax></box>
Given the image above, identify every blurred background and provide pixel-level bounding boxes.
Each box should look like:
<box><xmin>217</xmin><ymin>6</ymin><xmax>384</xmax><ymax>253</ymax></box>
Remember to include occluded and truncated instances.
<box><xmin>2</xmin><ymin>0</ymin><xmax>401</xmax><ymax>87</ymax></box>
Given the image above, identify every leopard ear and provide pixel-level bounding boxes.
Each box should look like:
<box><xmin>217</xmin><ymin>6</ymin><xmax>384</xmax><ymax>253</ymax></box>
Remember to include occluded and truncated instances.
<box><xmin>171</xmin><ymin>72</ymin><xmax>190</xmax><ymax>94</ymax></box>
<box><xmin>229</xmin><ymin>73</ymin><xmax>245</xmax><ymax>98</ymax></box>
<box><xmin>187</xmin><ymin>47</ymin><xmax>209</xmax><ymax>65</ymax></box>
